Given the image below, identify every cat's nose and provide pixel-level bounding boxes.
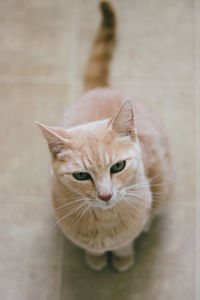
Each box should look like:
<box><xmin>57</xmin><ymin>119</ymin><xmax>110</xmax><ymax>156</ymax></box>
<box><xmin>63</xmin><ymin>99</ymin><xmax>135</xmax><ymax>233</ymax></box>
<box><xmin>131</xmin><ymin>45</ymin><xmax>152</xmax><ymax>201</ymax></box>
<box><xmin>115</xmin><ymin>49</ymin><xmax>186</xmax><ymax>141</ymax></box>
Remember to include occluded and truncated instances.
<box><xmin>97</xmin><ymin>192</ymin><xmax>113</xmax><ymax>202</ymax></box>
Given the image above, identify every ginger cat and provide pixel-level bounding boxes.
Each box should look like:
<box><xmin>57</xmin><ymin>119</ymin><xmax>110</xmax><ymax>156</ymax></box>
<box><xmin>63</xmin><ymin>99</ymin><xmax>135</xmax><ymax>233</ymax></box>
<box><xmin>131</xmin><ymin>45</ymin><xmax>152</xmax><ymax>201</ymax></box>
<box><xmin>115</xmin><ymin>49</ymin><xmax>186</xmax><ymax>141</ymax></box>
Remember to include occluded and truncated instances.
<box><xmin>36</xmin><ymin>1</ymin><xmax>173</xmax><ymax>271</ymax></box>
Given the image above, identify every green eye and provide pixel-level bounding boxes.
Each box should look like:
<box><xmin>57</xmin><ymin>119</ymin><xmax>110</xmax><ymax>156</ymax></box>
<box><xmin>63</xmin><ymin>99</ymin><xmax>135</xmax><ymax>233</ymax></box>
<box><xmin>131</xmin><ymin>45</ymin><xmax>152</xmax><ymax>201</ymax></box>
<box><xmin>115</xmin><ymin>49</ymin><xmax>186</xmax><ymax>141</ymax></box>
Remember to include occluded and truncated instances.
<box><xmin>110</xmin><ymin>161</ymin><xmax>126</xmax><ymax>173</ymax></box>
<box><xmin>72</xmin><ymin>172</ymin><xmax>91</xmax><ymax>181</ymax></box>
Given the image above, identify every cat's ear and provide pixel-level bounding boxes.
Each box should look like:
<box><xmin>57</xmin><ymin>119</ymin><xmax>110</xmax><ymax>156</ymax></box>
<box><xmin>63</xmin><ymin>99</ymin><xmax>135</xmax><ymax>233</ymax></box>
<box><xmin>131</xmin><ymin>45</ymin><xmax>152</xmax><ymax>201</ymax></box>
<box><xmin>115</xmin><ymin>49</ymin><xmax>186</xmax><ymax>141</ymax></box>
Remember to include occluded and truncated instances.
<box><xmin>35</xmin><ymin>121</ymin><xmax>71</xmax><ymax>157</ymax></box>
<box><xmin>109</xmin><ymin>99</ymin><xmax>136</xmax><ymax>141</ymax></box>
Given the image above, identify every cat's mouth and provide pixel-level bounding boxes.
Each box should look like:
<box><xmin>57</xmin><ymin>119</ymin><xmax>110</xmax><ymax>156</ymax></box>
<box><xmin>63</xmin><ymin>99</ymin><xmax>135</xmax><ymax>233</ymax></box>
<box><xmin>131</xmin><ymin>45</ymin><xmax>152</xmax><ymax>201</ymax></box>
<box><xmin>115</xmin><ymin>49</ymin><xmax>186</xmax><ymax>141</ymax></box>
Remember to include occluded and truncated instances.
<box><xmin>100</xmin><ymin>202</ymin><xmax>115</xmax><ymax>209</ymax></box>
<box><xmin>92</xmin><ymin>198</ymin><xmax>118</xmax><ymax>210</ymax></box>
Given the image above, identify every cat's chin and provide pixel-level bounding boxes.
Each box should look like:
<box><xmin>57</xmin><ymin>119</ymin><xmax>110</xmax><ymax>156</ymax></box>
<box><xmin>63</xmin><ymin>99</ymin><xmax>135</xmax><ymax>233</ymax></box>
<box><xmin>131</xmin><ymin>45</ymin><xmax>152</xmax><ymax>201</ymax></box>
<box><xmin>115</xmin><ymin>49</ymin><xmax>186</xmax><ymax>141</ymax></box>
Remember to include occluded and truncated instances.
<box><xmin>92</xmin><ymin>200</ymin><xmax>117</xmax><ymax>210</ymax></box>
<box><xmin>100</xmin><ymin>203</ymin><xmax>115</xmax><ymax>210</ymax></box>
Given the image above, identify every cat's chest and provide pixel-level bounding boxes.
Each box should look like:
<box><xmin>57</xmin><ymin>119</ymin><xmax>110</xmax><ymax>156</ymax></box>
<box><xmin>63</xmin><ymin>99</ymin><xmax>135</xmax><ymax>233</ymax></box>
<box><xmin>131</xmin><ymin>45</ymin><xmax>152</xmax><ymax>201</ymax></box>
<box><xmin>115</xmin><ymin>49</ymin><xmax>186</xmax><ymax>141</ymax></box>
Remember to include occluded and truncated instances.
<box><xmin>60</xmin><ymin>207</ymin><xmax>147</xmax><ymax>251</ymax></box>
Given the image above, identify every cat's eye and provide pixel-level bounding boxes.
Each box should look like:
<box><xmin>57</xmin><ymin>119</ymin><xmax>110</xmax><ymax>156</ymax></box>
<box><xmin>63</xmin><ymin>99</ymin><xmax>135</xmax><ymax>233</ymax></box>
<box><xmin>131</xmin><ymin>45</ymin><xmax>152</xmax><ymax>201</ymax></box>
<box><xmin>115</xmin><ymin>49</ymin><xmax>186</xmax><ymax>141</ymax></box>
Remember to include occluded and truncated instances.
<box><xmin>72</xmin><ymin>172</ymin><xmax>91</xmax><ymax>181</ymax></box>
<box><xmin>110</xmin><ymin>161</ymin><xmax>126</xmax><ymax>173</ymax></box>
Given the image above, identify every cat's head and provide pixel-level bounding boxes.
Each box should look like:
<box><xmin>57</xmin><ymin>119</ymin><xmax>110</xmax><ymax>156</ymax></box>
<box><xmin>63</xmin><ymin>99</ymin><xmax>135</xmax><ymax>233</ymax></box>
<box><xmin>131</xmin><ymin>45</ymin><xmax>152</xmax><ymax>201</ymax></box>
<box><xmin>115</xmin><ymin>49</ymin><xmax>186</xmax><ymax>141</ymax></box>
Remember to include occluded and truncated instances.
<box><xmin>36</xmin><ymin>100</ymin><xmax>142</xmax><ymax>209</ymax></box>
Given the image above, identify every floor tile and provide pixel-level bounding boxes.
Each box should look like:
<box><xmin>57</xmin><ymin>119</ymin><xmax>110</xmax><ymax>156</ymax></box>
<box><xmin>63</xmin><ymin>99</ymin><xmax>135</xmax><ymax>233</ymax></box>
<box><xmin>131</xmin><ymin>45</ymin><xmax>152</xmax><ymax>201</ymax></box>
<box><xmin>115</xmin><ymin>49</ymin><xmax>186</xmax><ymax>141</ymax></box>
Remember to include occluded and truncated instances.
<box><xmin>0</xmin><ymin>0</ymin><xmax>197</xmax><ymax>299</ymax></box>
<box><xmin>0</xmin><ymin>196</ymin><xmax>62</xmax><ymax>265</ymax></box>
<box><xmin>0</xmin><ymin>0</ymin><xmax>80</xmax><ymax>83</ymax></box>
<box><xmin>113</xmin><ymin>0</ymin><xmax>194</xmax><ymax>83</ymax></box>
<box><xmin>0</xmin><ymin>83</ymin><xmax>69</xmax><ymax>196</ymax></box>
<box><xmin>0</xmin><ymin>196</ymin><xmax>62</xmax><ymax>300</ymax></box>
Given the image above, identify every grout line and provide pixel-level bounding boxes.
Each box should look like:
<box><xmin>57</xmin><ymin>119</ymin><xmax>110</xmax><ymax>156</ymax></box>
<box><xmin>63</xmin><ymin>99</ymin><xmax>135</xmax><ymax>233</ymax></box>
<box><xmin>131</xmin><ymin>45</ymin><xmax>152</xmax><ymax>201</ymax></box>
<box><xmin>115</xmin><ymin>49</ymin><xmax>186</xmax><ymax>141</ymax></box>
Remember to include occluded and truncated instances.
<box><xmin>195</xmin><ymin>0</ymin><xmax>200</xmax><ymax>300</ymax></box>
<box><xmin>0</xmin><ymin>195</ymin><xmax>50</xmax><ymax>201</ymax></box>
<box><xmin>0</xmin><ymin>79</ymin><xmax>195</xmax><ymax>87</ymax></box>
<box><xmin>195</xmin><ymin>0</ymin><xmax>200</xmax><ymax>299</ymax></box>
<box><xmin>111</xmin><ymin>80</ymin><xmax>195</xmax><ymax>87</ymax></box>
<box><xmin>67</xmin><ymin>0</ymin><xmax>82</xmax><ymax>88</ymax></box>
<box><xmin>0</xmin><ymin>79</ymin><xmax>82</xmax><ymax>85</ymax></box>
<box><xmin>56</xmin><ymin>234</ymin><xmax>65</xmax><ymax>300</ymax></box>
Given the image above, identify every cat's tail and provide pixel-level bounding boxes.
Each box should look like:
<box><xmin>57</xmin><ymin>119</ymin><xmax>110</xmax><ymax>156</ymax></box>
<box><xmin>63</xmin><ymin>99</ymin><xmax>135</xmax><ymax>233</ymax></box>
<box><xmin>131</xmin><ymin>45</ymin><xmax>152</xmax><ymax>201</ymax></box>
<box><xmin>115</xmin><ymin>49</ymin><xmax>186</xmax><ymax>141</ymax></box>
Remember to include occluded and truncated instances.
<box><xmin>84</xmin><ymin>1</ymin><xmax>116</xmax><ymax>91</ymax></box>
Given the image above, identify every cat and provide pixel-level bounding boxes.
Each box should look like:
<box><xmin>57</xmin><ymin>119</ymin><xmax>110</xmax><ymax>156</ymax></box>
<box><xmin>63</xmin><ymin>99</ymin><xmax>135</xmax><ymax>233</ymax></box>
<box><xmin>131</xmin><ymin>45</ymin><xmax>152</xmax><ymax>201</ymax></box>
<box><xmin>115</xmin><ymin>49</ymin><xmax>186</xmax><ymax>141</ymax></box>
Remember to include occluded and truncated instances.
<box><xmin>36</xmin><ymin>1</ymin><xmax>173</xmax><ymax>272</ymax></box>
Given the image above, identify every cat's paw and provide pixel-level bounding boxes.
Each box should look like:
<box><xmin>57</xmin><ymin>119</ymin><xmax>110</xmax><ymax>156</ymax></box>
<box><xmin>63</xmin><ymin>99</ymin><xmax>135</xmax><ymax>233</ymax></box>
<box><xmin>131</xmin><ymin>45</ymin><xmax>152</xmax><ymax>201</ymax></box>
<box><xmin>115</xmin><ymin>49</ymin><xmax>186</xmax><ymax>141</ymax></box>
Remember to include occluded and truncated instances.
<box><xmin>112</xmin><ymin>253</ymin><xmax>134</xmax><ymax>272</ymax></box>
<box><xmin>85</xmin><ymin>251</ymin><xmax>107</xmax><ymax>271</ymax></box>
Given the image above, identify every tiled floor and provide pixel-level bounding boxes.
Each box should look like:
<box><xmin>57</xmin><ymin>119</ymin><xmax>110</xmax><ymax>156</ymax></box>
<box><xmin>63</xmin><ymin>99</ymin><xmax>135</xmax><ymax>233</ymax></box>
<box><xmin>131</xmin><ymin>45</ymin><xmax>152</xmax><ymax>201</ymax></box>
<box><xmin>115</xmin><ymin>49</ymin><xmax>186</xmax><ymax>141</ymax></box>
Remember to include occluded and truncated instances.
<box><xmin>0</xmin><ymin>0</ymin><xmax>199</xmax><ymax>299</ymax></box>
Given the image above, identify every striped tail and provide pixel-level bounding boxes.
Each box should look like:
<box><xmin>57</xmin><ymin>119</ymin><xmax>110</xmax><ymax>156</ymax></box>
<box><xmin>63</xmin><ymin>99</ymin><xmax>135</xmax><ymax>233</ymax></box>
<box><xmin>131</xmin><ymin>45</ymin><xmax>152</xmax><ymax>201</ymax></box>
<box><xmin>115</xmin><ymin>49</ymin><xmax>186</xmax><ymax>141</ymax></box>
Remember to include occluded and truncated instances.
<box><xmin>84</xmin><ymin>1</ymin><xmax>116</xmax><ymax>91</ymax></box>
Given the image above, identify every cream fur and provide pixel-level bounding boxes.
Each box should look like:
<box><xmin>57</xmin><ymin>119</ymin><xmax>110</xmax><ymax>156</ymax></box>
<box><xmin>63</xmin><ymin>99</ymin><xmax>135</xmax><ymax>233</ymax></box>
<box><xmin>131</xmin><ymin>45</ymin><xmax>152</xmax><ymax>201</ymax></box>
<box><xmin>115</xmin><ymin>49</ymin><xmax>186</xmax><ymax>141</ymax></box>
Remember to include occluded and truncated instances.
<box><xmin>36</xmin><ymin>89</ymin><xmax>173</xmax><ymax>271</ymax></box>
<box><xmin>36</xmin><ymin>1</ymin><xmax>174</xmax><ymax>272</ymax></box>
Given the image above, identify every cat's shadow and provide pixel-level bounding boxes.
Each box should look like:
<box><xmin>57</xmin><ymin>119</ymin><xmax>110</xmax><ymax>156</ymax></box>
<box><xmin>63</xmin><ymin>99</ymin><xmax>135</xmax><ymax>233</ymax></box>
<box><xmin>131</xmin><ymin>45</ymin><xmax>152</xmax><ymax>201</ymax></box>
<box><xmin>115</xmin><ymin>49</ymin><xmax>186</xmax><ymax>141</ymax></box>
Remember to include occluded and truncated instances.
<box><xmin>59</xmin><ymin>215</ymin><xmax>167</xmax><ymax>300</ymax></box>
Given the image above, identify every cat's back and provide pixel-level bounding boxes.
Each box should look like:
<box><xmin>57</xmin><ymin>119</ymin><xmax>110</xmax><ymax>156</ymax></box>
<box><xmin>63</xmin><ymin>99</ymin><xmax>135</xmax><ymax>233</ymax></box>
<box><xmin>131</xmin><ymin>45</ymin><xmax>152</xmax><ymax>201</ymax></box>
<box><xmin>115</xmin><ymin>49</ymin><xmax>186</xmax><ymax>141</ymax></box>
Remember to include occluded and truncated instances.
<box><xmin>59</xmin><ymin>87</ymin><xmax>163</xmax><ymax>139</ymax></box>
<box><xmin>59</xmin><ymin>88</ymin><xmax>122</xmax><ymax>128</ymax></box>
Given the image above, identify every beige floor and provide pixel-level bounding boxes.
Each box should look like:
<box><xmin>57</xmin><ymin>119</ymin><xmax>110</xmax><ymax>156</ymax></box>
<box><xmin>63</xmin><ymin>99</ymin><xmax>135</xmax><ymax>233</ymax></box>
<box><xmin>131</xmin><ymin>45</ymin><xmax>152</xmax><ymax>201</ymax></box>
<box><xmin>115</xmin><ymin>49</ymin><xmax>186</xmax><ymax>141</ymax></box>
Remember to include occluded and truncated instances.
<box><xmin>0</xmin><ymin>0</ymin><xmax>199</xmax><ymax>299</ymax></box>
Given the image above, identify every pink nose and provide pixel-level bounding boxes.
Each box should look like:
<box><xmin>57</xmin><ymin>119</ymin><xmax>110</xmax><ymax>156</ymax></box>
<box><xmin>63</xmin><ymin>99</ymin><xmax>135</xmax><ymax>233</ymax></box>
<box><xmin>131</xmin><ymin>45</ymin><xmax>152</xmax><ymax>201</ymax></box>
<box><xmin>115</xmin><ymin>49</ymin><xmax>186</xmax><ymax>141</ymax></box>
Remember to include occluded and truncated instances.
<box><xmin>98</xmin><ymin>192</ymin><xmax>113</xmax><ymax>202</ymax></box>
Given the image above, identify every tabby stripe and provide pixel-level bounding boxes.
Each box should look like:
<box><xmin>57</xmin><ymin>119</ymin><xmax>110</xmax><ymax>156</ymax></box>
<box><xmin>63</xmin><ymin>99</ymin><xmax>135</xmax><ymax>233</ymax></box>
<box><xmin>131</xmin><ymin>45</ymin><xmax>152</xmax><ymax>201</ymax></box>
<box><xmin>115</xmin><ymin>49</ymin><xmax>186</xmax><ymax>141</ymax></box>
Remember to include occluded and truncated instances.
<box><xmin>84</xmin><ymin>1</ymin><xmax>116</xmax><ymax>91</ymax></box>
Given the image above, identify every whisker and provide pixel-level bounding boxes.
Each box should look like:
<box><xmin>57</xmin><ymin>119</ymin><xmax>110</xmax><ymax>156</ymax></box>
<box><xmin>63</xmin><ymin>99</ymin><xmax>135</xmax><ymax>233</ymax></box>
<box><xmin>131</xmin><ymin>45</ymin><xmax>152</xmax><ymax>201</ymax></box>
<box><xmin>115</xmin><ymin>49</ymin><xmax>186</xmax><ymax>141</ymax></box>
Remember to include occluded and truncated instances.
<box><xmin>124</xmin><ymin>199</ymin><xmax>143</xmax><ymax>216</ymax></box>
<box><xmin>124</xmin><ymin>182</ymin><xmax>167</xmax><ymax>193</ymax></box>
<box><xmin>120</xmin><ymin>188</ymin><xmax>164</xmax><ymax>205</ymax></box>
<box><xmin>71</xmin><ymin>203</ymin><xmax>89</xmax><ymax>226</ymax></box>
<box><xmin>125</xmin><ymin>192</ymin><xmax>163</xmax><ymax>203</ymax></box>
<box><xmin>122</xmin><ymin>172</ymin><xmax>167</xmax><ymax>193</ymax></box>
<box><xmin>125</xmin><ymin>191</ymin><xmax>163</xmax><ymax>196</ymax></box>
<box><xmin>48</xmin><ymin>202</ymin><xmax>87</xmax><ymax>231</ymax></box>
<box><xmin>123</xmin><ymin>182</ymin><xmax>148</xmax><ymax>191</ymax></box>
<box><xmin>127</xmin><ymin>199</ymin><xmax>152</xmax><ymax>209</ymax></box>
<box><xmin>123</xmin><ymin>192</ymin><xmax>152</xmax><ymax>205</ymax></box>
<box><xmin>128</xmin><ymin>197</ymin><xmax>163</xmax><ymax>209</ymax></box>
<box><xmin>49</xmin><ymin>198</ymin><xmax>86</xmax><ymax>214</ymax></box>
<box><xmin>73</xmin><ymin>204</ymin><xmax>91</xmax><ymax>227</ymax></box>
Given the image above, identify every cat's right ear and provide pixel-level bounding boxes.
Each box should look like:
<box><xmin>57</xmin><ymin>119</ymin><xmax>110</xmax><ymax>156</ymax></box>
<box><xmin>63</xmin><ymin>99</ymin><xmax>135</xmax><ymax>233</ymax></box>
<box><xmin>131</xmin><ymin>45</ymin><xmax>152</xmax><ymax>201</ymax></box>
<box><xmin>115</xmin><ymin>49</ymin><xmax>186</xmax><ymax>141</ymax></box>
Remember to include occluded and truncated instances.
<box><xmin>35</xmin><ymin>121</ymin><xmax>71</xmax><ymax>157</ymax></box>
<box><xmin>108</xmin><ymin>99</ymin><xmax>137</xmax><ymax>141</ymax></box>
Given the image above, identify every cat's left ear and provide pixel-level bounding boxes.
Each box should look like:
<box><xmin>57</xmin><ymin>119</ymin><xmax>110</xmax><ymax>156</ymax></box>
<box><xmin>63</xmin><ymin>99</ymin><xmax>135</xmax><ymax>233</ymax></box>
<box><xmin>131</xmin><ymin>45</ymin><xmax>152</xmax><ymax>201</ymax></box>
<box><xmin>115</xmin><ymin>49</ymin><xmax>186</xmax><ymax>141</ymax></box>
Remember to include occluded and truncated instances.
<box><xmin>109</xmin><ymin>99</ymin><xmax>136</xmax><ymax>141</ymax></box>
<box><xmin>35</xmin><ymin>121</ymin><xmax>71</xmax><ymax>157</ymax></box>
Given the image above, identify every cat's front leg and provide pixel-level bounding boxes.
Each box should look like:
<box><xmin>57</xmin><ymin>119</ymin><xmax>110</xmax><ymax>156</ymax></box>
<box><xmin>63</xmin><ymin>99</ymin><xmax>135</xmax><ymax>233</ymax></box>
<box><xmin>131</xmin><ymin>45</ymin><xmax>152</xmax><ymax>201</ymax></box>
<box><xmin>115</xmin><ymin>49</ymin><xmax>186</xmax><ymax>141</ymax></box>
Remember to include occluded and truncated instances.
<box><xmin>112</xmin><ymin>242</ymin><xmax>134</xmax><ymax>272</ymax></box>
<box><xmin>85</xmin><ymin>250</ymin><xmax>107</xmax><ymax>271</ymax></box>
